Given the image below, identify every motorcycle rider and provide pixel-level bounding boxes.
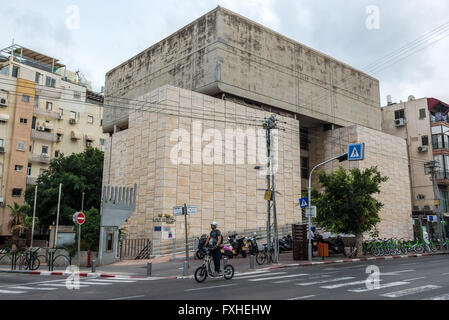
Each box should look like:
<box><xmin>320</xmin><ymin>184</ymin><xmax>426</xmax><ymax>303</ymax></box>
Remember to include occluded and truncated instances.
<box><xmin>205</xmin><ymin>221</ymin><xmax>223</xmax><ymax>276</ymax></box>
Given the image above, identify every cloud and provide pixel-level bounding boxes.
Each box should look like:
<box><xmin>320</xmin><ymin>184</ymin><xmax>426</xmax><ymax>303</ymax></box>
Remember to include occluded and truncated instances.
<box><xmin>1</xmin><ymin>0</ymin><xmax>448</xmax><ymax>104</ymax></box>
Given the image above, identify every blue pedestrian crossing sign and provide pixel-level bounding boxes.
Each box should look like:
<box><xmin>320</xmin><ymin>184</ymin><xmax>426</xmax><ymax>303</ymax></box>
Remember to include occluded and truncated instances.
<box><xmin>348</xmin><ymin>143</ymin><xmax>365</xmax><ymax>161</ymax></box>
<box><xmin>299</xmin><ymin>198</ymin><xmax>309</xmax><ymax>208</ymax></box>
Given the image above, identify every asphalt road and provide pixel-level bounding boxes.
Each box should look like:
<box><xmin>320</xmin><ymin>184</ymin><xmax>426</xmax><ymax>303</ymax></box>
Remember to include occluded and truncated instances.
<box><xmin>0</xmin><ymin>255</ymin><xmax>448</xmax><ymax>300</ymax></box>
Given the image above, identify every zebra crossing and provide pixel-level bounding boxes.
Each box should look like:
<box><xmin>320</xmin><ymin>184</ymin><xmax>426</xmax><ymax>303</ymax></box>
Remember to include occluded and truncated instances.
<box><xmin>233</xmin><ymin>269</ymin><xmax>449</xmax><ymax>300</ymax></box>
<box><xmin>0</xmin><ymin>276</ymin><xmax>150</xmax><ymax>296</ymax></box>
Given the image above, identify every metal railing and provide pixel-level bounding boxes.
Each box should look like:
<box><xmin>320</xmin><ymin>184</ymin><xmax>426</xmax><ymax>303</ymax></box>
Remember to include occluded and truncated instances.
<box><xmin>150</xmin><ymin>224</ymin><xmax>292</xmax><ymax>259</ymax></box>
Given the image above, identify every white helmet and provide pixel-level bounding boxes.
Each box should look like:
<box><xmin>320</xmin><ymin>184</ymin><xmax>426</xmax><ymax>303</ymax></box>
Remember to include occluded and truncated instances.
<box><xmin>211</xmin><ymin>221</ymin><xmax>218</xmax><ymax>227</ymax></box>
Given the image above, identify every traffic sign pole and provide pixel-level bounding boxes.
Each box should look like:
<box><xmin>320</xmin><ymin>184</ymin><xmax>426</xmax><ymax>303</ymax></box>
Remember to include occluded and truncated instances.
<box><xmin>184</xmin><ymin>203</ymin><xmax>189</xmax><ymax>269</ymax></box>
<box><xmin>308</xmin><ymin>153</ymin><xmax>349</xmax><ymax>262</ymax></box>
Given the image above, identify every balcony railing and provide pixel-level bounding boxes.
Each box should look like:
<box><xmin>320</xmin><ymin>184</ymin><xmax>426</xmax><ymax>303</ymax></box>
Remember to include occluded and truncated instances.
<box><xmin>35</xmin><ymin>87</ymin><xmax>61</xmax><ymax>99</ymax></box>
<box><xmin>28</xmin><ymin>153</ymin><xmax>51</xmax><ymax>164</ymax></box>
<box><xmin>436</xmin><ymin>171</ymin><xmax>449</xmax><ymax>180</ymax></box>
<box><xmin>33</xmin><ymin>108</ymin><xmax>61</xmax><ymax>120</ymax></box>
<box><xmin>31</xmin><ymin>129</ymin><xmax>58</xmax><ymax>142</ymax></box>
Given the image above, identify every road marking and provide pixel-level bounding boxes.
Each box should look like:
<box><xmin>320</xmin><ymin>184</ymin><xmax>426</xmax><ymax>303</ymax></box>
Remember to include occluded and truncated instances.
<box><xmin>400</xmin><ymin>262</ymin><xmax>419</xmax><ymax>266</ymax></box>
<box><xmin>380</xmin><ymin>270</ymin><xmax>415</xmax><ymax>276</ymax></box>
<box><xmin>185</xmin><ymin>284</ymin><xmax>236</xmax><ymax>292</ymax></box>
<box><xmin>0</xmin><ymin>289</ymin><xmax>26</xmax><ymax>294</ymax></box>
<box><xmin>274</xmin><ymin>275</ymin><xmax>330</xmax><ymax>284</ymax></box>
<box><xmin>287</xmin><ymin>295</ymin><xmax>316</xmax><ymax>300</ymax></box>
<box><xmin>234</xmin><ymin>272</ymin><xmax>286</xmax><ymax>280</ymax></box>
<box><xmin>79</xmin><ymin>281</ymin><xmax>113</xmax><ymax>285</ymax></box>
<box><xmin>234</xmin><ymin>270</ymin><xmax>270</xmax><ymax>277</ymax></box>
<box><xmin>380</xmin><ymin>285</ymin><xmax>441</xmax><ymax>298</ymax></box>
<box><xmin>321</xmin><ymin>280</ymin><xmax>378</xmax><ymax>289</ymax></box>
<box><xmin>401</xmin><ymin>277</ymin><xmax>426</xmax><ymax>282</ymax></box>
<box><xmin>348</xmin><ymin>281</ymin><xmax>409</xmax><ymax>293</ymax></box>
<box><xmin>424</xmin><ymin>293</ymin><xmax>449</xmax><ymax>300</ymax></box>
<box><xmin>39</xmin><ymin>283</ymin><xmax>89</xmax><ymax>288</ymax></box>
<box><xmin>249</xmin><ymin>274</ymin><xmax>308</xmax><ymax>282</ymax></box>
<box><xmin>109</xmin><ymin>295</ymin><xmax>145</xmax><ymax>300</ymax></box>
<box><xmin>442</xmin><ymin>273</ymin><xmax>449</xmax><ymax>276</ymax></box>
<box><xmin>296</xmin><ymin>277</ymin><xmax>355</xmax><ymax>286</ymax></box>
<box><xmin>9</xmin><ymin>286</ymin><xmax>57</xmax><ymax>291</ymax></box>
<box><xmin>88</xmin><ymin>279</ymin><xmax>136</xmax><ymax>283</ymax></box>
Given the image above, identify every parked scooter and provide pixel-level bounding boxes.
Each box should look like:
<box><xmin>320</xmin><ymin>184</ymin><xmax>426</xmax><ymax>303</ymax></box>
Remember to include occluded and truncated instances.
<box><xmin>316</xmin><ymin>235</ymin><xmax>346</xmax><ymax>256</ymax></box>
<box><xmin>279</xmin><ymin>234</ymin><xmax>293</xmax><ymax>252</ymax></box>
<box><xmin>246</xmin><ymin>232</ymin><xmax>259</xmax><ymax>256</ymax></box>
<box><xmin>227</xmin><ymin>233</ymin><xmax>248</xmax><ymax>258</ymax></box>
<box><xmin>196</xmin><ymin>234</ymin><xmax>208</xmax><ymax>259</ymax></box>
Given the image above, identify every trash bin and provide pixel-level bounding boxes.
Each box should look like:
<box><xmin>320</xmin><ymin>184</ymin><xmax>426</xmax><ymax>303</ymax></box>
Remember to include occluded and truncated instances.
<box><xmin>318</xmin><ymin>243</ymin><xmax>329</xmax><ymax>259</ymax></box>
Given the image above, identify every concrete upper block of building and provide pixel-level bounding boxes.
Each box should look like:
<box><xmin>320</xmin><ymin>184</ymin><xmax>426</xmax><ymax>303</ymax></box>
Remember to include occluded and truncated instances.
<box><xmin>104</xmin><ymin>6</ymin><xmax>381</xmax><ymax>133</ymax></box>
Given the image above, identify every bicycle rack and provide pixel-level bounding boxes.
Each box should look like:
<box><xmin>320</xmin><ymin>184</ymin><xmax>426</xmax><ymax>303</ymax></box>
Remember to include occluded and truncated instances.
<box><xmin>47</xmin><ymin>248</ymin><xmax>72</xmax><ymax>271</ymax></box>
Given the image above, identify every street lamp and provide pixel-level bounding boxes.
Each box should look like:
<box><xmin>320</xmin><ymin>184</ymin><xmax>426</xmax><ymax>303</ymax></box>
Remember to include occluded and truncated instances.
<box><xmin>307</xmin><ymin>153</ymin><xmax>348</xmax><ymax>262</ymax></box>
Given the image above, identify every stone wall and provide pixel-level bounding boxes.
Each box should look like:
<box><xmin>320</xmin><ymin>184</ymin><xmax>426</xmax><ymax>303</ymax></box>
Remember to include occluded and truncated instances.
<box><xmin>103</xmin><ymin>85</ymin><xmax>302</xmax><ymax>240</ymax></box>
<box><xmin>104</xmin><ymin>6</ymin><xmax>380</xmax><ymax>133</ymax></box>
<box><xmin>308</xmin><ymin>125</ymin><xmax>413</xmax><ymax>239</ymax></box>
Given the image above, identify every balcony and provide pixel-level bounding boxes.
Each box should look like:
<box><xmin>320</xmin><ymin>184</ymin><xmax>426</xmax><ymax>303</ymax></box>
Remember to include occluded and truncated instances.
<box><xmin>35</xmin><ymin>86</ymin><xmax>61</xmax><ymax>99</ymax></box>
<box><xmin>33</xmin><ymin>108</ymin><xmax>61</xmax><ymax>120</ymax></box>
<box><xmin>28</xmin><ymin>153</ymin><xmax>51</xmax><ymax>164</ymax></box>
<box><xmin>26</xmin><ymin>176</ymin><xmax>37</xmax><ymax>185</ymax></box>
<box><xmin>31</xmin><ymin>129</ymin><xmax>58</xmax><ymax>142</ymax></box>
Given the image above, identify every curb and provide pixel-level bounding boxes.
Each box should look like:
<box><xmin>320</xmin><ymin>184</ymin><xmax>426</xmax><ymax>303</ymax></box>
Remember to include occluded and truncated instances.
<box><xmin>2</xmin><ymin>252</ymin><xmax>447</xmax><ymax>279</ymax></box>
<box><xmin>0</xmin><ymin>269</ymin><xmax>157</xmax><ymax>279</ymax></box>
<box><xmin>267</xmin><ymin>252</ymin><xmax>448</xmax><ymax>270</ymax></box>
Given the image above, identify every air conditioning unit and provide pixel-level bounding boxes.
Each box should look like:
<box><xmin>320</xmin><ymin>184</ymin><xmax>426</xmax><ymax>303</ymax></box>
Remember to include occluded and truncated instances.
<box><xmin>0</xmin><ymin>98</ymin><xmax>7</xmax><ymax>106</ymax></box>
<box><xmin>413</xmin><ymin>206</ymin><xmax>422</xmax><ymax>212</ymax></box>
<box><xmin>395</xmin><ymin>118</ymin><xmax>406</xmax><ymax>127</ymax></box>
<box><xmin>42</xmin><ymin>153</ymin><xmax>49</xmax><ymax>158</ymax></box>
<box><xmin>69</xmin><ymin>118</ymin><xmax>76</xmax><ymax>124</ymax></box>
<box><xmin>0</xmin><ymin>146</ymin><xmax>5</xmax><ymax>153</ymax></box>
<box><xmin>37</xmin><ymin>125</ymin><xmax>45</xmax><ymax>131</ymax></box>
<box><xmin>418</xmin><ymin>146</ymin><xmax>428</xmax><ymax>153</ymax></box>
<box><xmin>423</xmin><ymin>205</ymin><xmax>432</xmax><ymax>211</ymax></box>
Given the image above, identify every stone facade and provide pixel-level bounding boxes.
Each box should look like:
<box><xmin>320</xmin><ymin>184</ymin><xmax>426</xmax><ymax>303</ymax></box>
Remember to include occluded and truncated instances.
<box><xmin>104</xmin><ymin>6</ymin><xmax>380</xmax><ymax>134</ymax></box>
<box><xmin>103</xmin><ymin>85</ymin><xmax>302</xmax><ymax>240</ymax></box>
<box><xmin>309</xmin><ymin>125</ymin><xmax>413</xmax><ymax>239</ymax></box>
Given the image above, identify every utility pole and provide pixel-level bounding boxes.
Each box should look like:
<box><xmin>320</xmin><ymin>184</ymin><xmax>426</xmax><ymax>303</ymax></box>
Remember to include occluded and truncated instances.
<box><xmin>54</xmin><ymin>183</ymin><xmax>62</xmax><ymax>248</ymax></box>
<box><xmin>425</xmin><ymin>161</ymin><xmax>444</xmax><ymax>240</ymax></box>
<box><xmin>263</xmin><ymin>115</ymin><xmax>282</xmax><ymax>263</ymax></box>
<box><xmin>30</xmin><ymin>185</ymin><xmax>38</xmax><ymax>248</ymax></box>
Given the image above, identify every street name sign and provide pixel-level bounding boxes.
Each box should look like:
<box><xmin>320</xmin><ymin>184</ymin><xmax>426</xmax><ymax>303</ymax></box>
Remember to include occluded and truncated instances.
<box><xmin>305</xmin><ymin>206</ymin><xmax>317</xmax><ymax>218</ymax></box>
<box><xmin>348</xmin><ymin>143</ymin><xmax>365</xmax><ymax>161</ymax></box>
<box><xmin>173</xmin><ymin>206</ymin><xmax>198</xmax><ymax>216</ymax></box>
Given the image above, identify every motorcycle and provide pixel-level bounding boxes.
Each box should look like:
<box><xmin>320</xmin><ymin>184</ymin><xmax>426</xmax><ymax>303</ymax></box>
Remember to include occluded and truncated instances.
<box><xmin>196</xmin><ymin>234</ymin><xmax>208</xmax><ymax>259</ymax></box>
<box><xmin>220</xmin><ymin>244</ymin><xmax>234</xmax><ymax>258</ymax></box>
<box><xmin>316</xmin><ymin>235</ymin><xmax>346</xmax><ymax>256</ymax></box>
<box><xmin>246</xmin><ymin>232</ymin><xmax>259</xmax><ymax>256</ymax></box>
<box><xmin>226</xmin><ymin>234</ymin><xmax>248</xmax><ymax>258</ymax></box>
<box><xmin>279</xmin><ymin>234</ymin><xmax>292</xmax><ymax>252</ymax></box>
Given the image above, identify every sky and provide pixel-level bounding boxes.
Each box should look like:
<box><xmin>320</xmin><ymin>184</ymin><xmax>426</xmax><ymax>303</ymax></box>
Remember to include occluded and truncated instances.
<box><xmin>1</xmin><ymin>0</ymin><xmax>448</xmax><ymax>105</ymax></box>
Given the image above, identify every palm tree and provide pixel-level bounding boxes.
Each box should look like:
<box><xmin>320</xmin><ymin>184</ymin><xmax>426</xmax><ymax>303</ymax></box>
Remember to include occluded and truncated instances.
<box><xmin>7</xmin><ymin>202</ymin><xmax>31</xmax><ymax>234</ymax></box>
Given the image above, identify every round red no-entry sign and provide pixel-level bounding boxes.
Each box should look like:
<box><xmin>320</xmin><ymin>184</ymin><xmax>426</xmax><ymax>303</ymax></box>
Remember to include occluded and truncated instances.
<box><xmin>75</xmin><ymin>212</ymin><xmax>85</xmax><ymax>225</ymax></box>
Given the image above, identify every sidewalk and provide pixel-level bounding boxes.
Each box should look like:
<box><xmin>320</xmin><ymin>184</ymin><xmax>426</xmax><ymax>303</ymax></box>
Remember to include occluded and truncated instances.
<box><xmin>1</xmin><ymin>250</ymin><xmax>448</xmax><ymax>278</ymax></box>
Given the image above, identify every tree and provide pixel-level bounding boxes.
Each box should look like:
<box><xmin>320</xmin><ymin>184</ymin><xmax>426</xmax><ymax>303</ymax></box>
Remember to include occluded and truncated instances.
<box><xmin>313</xmin><ymin>166</ymin><xmax>388</xmax><ymax>257</ymax></box>
<box><xmin>24</xmin><ymin>148</ymin><xmax>104</xmax><ymax>231</ymax></box>
<box><xmin>75</xmin><ymin>207</ymin><xmax>101</xmax><ymax>251</ymax></box>
<box><xmin>7</xmin><ymin>202</ymin><xmax>31</xmax><ymax>234</ymax></box>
